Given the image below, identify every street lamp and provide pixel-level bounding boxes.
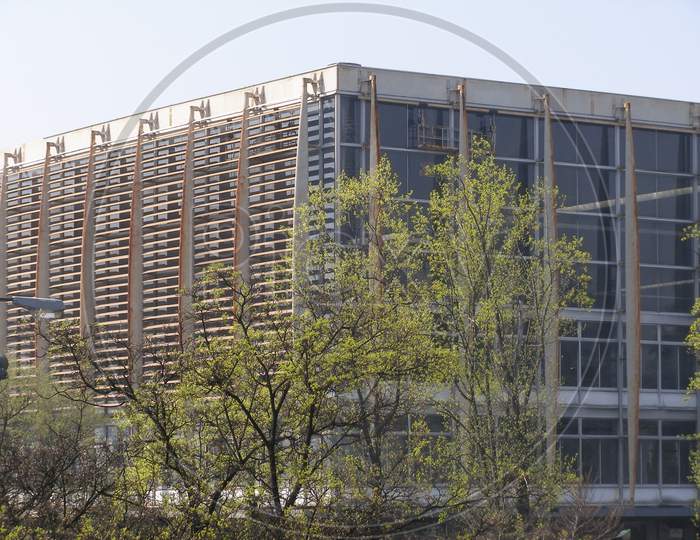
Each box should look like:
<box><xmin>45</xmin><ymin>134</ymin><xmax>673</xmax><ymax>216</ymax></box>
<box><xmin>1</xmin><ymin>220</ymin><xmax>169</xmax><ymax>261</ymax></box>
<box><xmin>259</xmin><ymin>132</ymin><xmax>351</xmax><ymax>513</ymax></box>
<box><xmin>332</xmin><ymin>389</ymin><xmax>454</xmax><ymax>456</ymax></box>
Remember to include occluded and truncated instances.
<box><xmin>0</xmin><ymin>296</ymin><xmax>65</xmax><ymax>380</ymax></box>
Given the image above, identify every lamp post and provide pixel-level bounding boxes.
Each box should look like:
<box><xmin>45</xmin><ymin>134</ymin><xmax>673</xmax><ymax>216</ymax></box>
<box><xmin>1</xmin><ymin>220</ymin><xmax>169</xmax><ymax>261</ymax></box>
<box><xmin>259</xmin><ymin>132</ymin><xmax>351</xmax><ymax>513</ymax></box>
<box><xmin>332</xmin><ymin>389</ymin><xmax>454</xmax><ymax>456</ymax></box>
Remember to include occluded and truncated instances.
<box><xmin>0</xmin><ymin>296</ymin><xmax>64</xmax><ymax>380</ymax></box>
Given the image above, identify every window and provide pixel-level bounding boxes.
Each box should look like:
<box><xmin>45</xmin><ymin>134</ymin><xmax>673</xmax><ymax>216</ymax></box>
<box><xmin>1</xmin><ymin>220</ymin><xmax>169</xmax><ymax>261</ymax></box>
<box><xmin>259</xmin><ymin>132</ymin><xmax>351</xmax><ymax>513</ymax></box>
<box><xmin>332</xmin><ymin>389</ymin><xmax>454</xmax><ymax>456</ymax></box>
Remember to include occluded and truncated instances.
<box><xmin>638</xmin><ymin>325</ymin><xmax>695</xmax><ymax>391</ymax></box>
<box><xmin>631</xmin><ymin>129</ymin><xmax>691</xmax><ymax>173</ymax></box>
<box><xmin>558</xmin><ymin>417</ymin><xmax>620</xmax><ymax>484</ymax></box>
<box><xmin>560</xmin><ymin>321</ymin><xmax>618</xmax><ymax>388</ymax></box>
<box><xmin>556</xmin><ymin>166</ymin><xmax>614</xmax><ymax>213</ymax></box>
<box><xmin>379</xmin><ymin>103</ymin><xmax>408</xmax><ymax>148</ymax></box>
<box><xmin>340</xmin><ymin>96</ymin><xmax>361</xmax><ymax>144</ymax></box>
<box><xmin>558</xmin><ymin>214</ymin><xmax>616</xmax><ymax>262</ymax></box>
<box><xmin>541</xmin><ymin>120</ymin><xmax>615</xmax><ymax>166</ymax></box>
<box><xmin>494</xmin><ymin>114</ymin><xmax>533</xmax><ymax>159</ymax></box>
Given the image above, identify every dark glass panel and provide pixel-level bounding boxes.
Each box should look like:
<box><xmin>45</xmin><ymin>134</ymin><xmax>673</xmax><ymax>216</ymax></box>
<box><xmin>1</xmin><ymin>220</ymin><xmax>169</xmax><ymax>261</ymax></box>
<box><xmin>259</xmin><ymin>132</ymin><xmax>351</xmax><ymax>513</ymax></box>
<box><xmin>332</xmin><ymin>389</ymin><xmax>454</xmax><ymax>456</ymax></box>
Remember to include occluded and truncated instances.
<box><xmin>662</xmin><ymin>440</ymin><xmax>679</xmax><ymax>484</ymax></box>
<box><xmin>580</xmin><ymin>341</ymin><xmax>599</xmax><ymax>387</ymax></box>
<box><xmin>556</xmin><ymin>166</ymin><xmax>614</xmax><ymax>213</ymax></box>
<box><xmin>581</xmin><ymin>439</ymin><xmax>600</xmax><ymax>483</ymax></box>
<box><xmin>557</xmin><ymin>417</ymin><xmax>578</xmax><ymax>435</ymax></box>
<box><xmin>379</xmin><ymin>102</ymin><xmax>408</xmax><ymax>148</ymax></box>
<box><xmin>497</xmin><ymin>160</ymin><xmax>534</xmax><ymax>193</ymax></box>
<box><xmin>599</xmin><ymin>342</ymin><xmax>618</xmax><ymax>388</ymax></box>
<box><xmin>632</xmin><ymin>129</ymin><xmax>656</xmax><ymax>171</ymax></box>
<box><xmin>340</xmin><ymin>146</ymin><xmax>361</xmax><ymax>177</ymax></box>
<box><xmin>661</xmin><ymin>325</ymin><xmax>690</xmax><ymax>342</ymax></box>
<box><xmin>581</xmin><ymin>321</ymin><xmax>617</xmax><ymax>339</ymax></box>
<box><xmin>640</xmin><ymin>267</ymin><xmax>694</xmax><ymax>313</ymax></box>
<box><xmin>639</xmin><ymin>420</ymin><xmax>659</xmax><ymax>436</ymax></box>
<box><xmin>406</xmin><ymin>152</ymin><xmax>445</xmax><ymax>201</ymax></box>
<box><xmin>558</xmin><ymin>213</ymin><xmax>616</xmax><ymax>262</ymax></box>
<box><xmin>383</xmin><ymin>150</ymin><xmax>408</xmax><ymax>194</ymax></box>
<box><xmin>559</xmin><ymin>437</ymin><xmax>580</xmax><ymax>471</ymax></box>
<box><xmin>340</xmin><ymin>95</ymin><xmax>362</xmax><ymax>143</ymax></box>
<box><xmin>641</xmin><ymin>343</ymin><xmax>659</xmax><ymax>389</ymax></box>
<box><xmin>661</xmin><ymin>420</ymin><xmax>696</xmax><ymax>437</ymax></box>
<box><xmin>657</xmin><ymin>131</ymin><xmax>691</xmax><ymax>173</ymax></box>
<box><xmin>678</xmin><ymin>347</ymin><xmax>696</xmax><ymax>390</ymax></box>
<box><xmin>587</xmin><ymin>263</ymin><xmax>616</xmax><ymax>309</ymax></box>
<box><xmin>582</xmin><ymin>418</ymin><xmax>618</xmax><ymax>435</ymax></box>
<box><xmin>660</xmin><ymin>345</ymin><xmax>679</xmax><ymax>390</ymax></box>
<box><xmin>639</xmin><ymin>221</ymin><xmax>690</xmax><ymax>267</ymax></box>
<box><xmin>679</xmin><ymin>441</ymin><xmax>692</xmax><ymax>484</ymax></box>
<box><xmin>494</xmin><ymin>114</ymin><xmax>533</xmax><ymax>159</ymax></box>
<box><xmin>560</xmin><ymin>340</ymin><xmax>578</xmax><ymax>387</ymax></box>
<box><xmin>600</xmin><ymin>439</ymin><xmax>619</xmax><ymax>483</ymax></box>
<box><xmin>637</xmin><ymin>173</ymin><xmax>692</xmax><ymax>220</ymax></box>
<box><xmin>641</xmin><ymin>324</ymin><xmax>657</xmax><ymax>341</ymax></box>
<box><xmin>639</xmin><ymin>439</ymin><xmax>659</xmax><ymax>484</ymax></box>
<box><xmin>577</xmin><ymin>122</ymin><xmax>615</xmax><ymax>166</ymax></box>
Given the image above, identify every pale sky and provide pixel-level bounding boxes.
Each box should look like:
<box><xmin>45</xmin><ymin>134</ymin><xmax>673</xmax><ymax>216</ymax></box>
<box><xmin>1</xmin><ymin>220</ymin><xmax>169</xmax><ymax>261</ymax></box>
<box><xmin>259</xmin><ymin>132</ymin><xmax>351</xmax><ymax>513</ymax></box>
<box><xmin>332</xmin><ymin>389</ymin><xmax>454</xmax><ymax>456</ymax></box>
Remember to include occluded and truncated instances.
<box><xmin>1</xmin><ymin>0</ymin><xmax>698</xmax><ymax>150</ymax></box>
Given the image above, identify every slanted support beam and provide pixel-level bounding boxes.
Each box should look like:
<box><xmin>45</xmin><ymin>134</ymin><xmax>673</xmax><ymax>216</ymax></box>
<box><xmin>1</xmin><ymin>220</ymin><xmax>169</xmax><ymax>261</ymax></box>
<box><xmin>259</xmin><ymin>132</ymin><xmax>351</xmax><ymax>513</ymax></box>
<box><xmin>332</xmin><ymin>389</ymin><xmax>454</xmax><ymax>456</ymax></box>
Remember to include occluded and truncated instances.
<box><xmin>367</xmin><ymin>74</ymin><xmax>383</xmax><ymax>291</ymax></box>
<box><xmin>457</xmin><ymin>80</ymin><xmax>469</xmax><ymax>175</ymax></box>
<box><xmin>0</xmin><ymin>149</ymin><xmax>21</xmax><ymax>355</ymax></box>
<box><xmin>542</xmin><ymin>94</ymin><xmax>560</xmax><ymax>466</ymax></box>
<box><xmin>127</xmin><ymin>114</ymin><xmax>157</xmax><ymax>387</ymax></box>
<box><xmin>292</xmin><ymin>77</ymin><xmax>319</xmax><ymax>314</ymax></box>
<box><xmin>80</xmin><ymin>126</ymin><xmax>109</xmax><ymax>344</ymax></box>
<box><xmin>624</xmin><ymin>101</ymin><xmax>641</xmax><ymax>503</ymax></box>
<box><xmin>234</xmin><ymin>91</ymin><xmax>262</xmax><ymax>286</ymax></box>
<box><xmin>35</xmin><ymin>138</ymin><xmax>63</xmax><ymax>370</ymax></box>
<box><xmin>178</xmin><ymin>102</ymin><xmax>208</xmax><ymax>348</ymax></box>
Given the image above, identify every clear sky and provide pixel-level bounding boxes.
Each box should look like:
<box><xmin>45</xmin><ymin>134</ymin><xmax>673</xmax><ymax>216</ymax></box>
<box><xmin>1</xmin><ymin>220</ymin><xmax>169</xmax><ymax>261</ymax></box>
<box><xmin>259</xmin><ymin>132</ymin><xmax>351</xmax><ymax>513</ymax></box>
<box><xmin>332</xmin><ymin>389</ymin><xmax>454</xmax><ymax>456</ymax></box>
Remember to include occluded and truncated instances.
<box><xmin>1</xmin><ymin>0</ymin><xmax>698</xmax><ymax>150</ymax></box>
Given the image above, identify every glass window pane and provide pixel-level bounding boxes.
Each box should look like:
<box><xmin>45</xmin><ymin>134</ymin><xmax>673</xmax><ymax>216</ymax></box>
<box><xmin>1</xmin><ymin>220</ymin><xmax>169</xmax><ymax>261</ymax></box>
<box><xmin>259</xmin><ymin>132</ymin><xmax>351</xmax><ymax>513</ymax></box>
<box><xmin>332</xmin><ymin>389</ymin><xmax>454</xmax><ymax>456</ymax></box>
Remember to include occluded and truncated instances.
<box><xmin>494</xmin><ymin>114</ymin><xmax>533</xmax><ymax>159</ymax></box>
<box><xmin>661</xmin><ymin>325</ymin><xmax>690</xmax><ymax>342</ymax></box>
<box><xmin>340</xmin><ymin>95</ymin><xmax>361</xmax><ymax>143</ymax></box>
<box><xmin>679</xmin><ymin>440</ymin><xmax>692</xmax><ymax>484</ymax></box>
<box><xmin>581</xmin><ymin>342</ymin><xmax>599</xmax><ymax>387</ymax></box>
<box><xmin>639</xmin><ymin>419</ymin><xmax>659</xmax><ymax>436</ymax></box>
<box><xmin>661</xmin><ymin>420</ymin><xmax>696</xmax><ymax>437</ymax></box>
<box><xmin>561</xmin><ymin>340</ymin><xmax>578</xmax><ymax>387</ymax></box>
<box><xmin>379</xmin><ymin>103</ymin><xmax>408</xmax><ymax>148</ymax></box>
<box><xmin>557</xmin><ymin>417</ymin><xmax>578</xmax><ymax>435</ymax></box>
<box><xmin>678</xmin><ymin>347</ymin><xmax>696</xmax><ymax>391</ymax></box>
<box><xmin>660</xmin><ymin>345</ymin><xmax>679</xmax><ymax>390</ymax></box>
<box><xmin>406</xmin><ymin>152</ymin><xmax>445</xmax><ymax>201</ymax></box>
<box><xmin>340</xmin><ymin>146</ymin><xmax>361</xmax><ymax>177</ymax></box>
<box><xmin>577</xmin><ymin>123</ymin><xmax>615</xmax><ymax>166</ymax></box>
<box><xmin>558</xmin><ymin>214</ymin><xmax>616</xmax><ymax>262</ymax></box>
<box><xmin>641</xmin><ymin>344</ymin><xmax>659</xmax><ymax>389</ymax></box>
<box><xmin>639</xmin><ymin>439</ymin><xmax>659</xmax><ymax>484</ymax></box>
<box><xmin>600</xmin><ymin>439</ymin><xmax>619</xmax><ymax>483</ymax></box>
<box><xmin>599</xmin><ymin>342</ymin><xmax>618</xmax><ymax>388</ymax></box>
<box><xmin>559</xmin><ymin>437</ymin><xmax>580</xmax><ymax>472</ymax></box>
<box><xmin>582</xmin><ymin>439</ymin><xmax>601</xmax><ymax>483</ymax></box>
<box><xmin>582</xmin><ymin>418</ymin><xmax>618</xmax><ymax>435</ymax></box>
<box><xmin>662</xmin><ymin>440</ymin><xmax>679</xmax><ymax>484</ymax></box>
<box><xmin>656</xmin><ymin>131</ymin><xmax>691</xmax><ymax>173</ymax></box>
<box><xmin>383</xmin><ymin>150</ymin><xmax>408</xmax><ymax>194</ymax></box>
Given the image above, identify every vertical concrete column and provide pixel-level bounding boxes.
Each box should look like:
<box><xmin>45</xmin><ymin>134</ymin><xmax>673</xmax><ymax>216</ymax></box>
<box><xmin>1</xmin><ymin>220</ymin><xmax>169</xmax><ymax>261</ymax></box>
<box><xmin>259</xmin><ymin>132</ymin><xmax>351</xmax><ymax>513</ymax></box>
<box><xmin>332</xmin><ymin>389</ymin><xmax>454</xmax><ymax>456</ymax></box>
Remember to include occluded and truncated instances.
<box><xmin>458</xmin><ymin>80</ymin><xmax>469</xmax><ymax>175</ymax></box>
<box><xmin>542</xmin><ymin>94</ymin><xmax>560</xmax><ymax>466</ymax></box>
<box><xmin>35</xmin><ymin>140</ymin><xmax>61</xmax><ymax>369</ymax></box>
<box><xmin>624</xmin><ymin>101</ymin><xmax>641</xmax><ymax>502</ymax></box>
<box><xmin>367</xmin><ymin>74</ymin><xmax>383</xmax><ymax>290</ymax></box>
<box><xmin>79</xmin><ymin>130</ymin><xmax>101</xmax><ymax>342</ymax></box>
<box><xmin>128</xmin><ymin>118</ymin><xmax>153</xmax><ymax>386</ymax></box>
<box><xmin>233</xmin><ymin>94</ymin><xmax>254</xmax><ymax>285</ymax></box>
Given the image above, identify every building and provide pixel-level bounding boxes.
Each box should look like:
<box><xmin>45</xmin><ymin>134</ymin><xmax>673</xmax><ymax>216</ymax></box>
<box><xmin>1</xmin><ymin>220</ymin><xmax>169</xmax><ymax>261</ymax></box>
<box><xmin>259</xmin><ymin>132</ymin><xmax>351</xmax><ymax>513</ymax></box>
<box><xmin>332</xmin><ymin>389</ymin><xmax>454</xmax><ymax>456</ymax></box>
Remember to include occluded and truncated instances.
<box><xmin>1</xmin><ymin>63</ymin><xmax>698</xmax><ymax>538</ymax></box>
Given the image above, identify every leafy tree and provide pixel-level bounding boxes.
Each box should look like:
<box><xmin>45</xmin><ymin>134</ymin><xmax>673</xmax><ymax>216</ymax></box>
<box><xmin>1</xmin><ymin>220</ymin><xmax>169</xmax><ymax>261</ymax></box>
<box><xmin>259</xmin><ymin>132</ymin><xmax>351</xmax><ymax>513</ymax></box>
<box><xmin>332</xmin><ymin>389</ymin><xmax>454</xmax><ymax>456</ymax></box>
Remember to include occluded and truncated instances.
<box><xmin>420</xmin><ymin>139</ymin><xmax>599</xmax><ymax>537</ymax></box>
